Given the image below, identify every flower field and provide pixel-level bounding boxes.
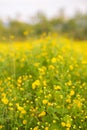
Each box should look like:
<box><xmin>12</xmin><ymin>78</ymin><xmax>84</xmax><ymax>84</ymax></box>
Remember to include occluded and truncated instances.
<box><xmin>0</xmin><ymin>35</ymin><xmax>87</xmax><ymax>130</ymax></box>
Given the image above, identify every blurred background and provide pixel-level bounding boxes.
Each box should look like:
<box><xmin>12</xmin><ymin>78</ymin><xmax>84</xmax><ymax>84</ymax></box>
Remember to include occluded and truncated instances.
<box><xmin>0</xmin><ymin>0</ymin><xmax>87</xmax><ymax>41</ymax></box>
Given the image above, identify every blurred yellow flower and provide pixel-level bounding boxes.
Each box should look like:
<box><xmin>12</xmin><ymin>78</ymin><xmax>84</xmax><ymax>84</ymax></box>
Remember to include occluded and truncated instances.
<box><xmin>69</xmin><ymin>65</ymin><xmax>73</xmax><ymax>70</ymax></box>
<box><xmin>54</xmin><ymin>85</ymin><xmax>61</xmax><ymax>90</ymax></box>
<box><xmin>61</xmin><ymin>122</ymin><xmax>66</xmax><ymax>127</ymax></box>
<box><xmin>51</xmin><ymin>57</ymin><xmax>57</xmax><ymax>63</ymax></box>
<box><xmin>32</xmin><ymin>80</ymin><xmax>40</xmax><ymax>89</ymax></box>
<box><xmin>33</xmin><ymin>126</ymin><xmax>38</xmax><ymax>130</ymax></box>
<box><xmin>42</xmin><ymin>99</ymin><xmax>48</xmax><ymax>105</ymax></box>
<box><xmin>45</xmin><ymin>127</ymin><xmax>49</xmax><ymax>130</ymax></box>
<box><xmin>0</xmin><ymin>125</ymin><xmax>3</xmax><ymax>129</ymax></box>
<box><xmin>23</xmin><ymin>120</ymin><xmax>27</xmax><ymax>125</ymax></box>
<box><xmin>66</xmin><ymin>123</ymin><xmax>71</xmax><ymax>128</ymax></box>
<box><xmin>38</xmin><ymin>111</ymin><xmax>46</xmax><ymax>117</ymax></box>
<box><xmin>70</xmin><ymin>90</ymin><xmax>75</xmax><ymax>96</ymax></box>
<box><xmin>2</xmin><ymin>97</ymin><xmax>8</xmax><ymax>104</ymax></box>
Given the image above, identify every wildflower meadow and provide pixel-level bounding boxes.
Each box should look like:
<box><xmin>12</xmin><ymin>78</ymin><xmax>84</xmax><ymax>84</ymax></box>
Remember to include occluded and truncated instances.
<box><xmin>0</xmin><ymin>35</ymin><xmax>87</xmax><ymax>130</ymax></box>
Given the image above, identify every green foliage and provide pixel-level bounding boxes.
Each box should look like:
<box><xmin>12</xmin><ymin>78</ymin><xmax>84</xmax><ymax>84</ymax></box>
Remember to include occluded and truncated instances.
<box><xmin>0</xmin><ymin>11</ymin><xmax>87</xmax><ymax>41</ymax></box>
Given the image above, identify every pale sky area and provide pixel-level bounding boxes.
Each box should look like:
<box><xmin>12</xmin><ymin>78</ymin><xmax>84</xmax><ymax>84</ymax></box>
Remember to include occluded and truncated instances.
<box><xmin>0</xmin><ymin>0</ymin><xmax>87</xmax><ymax>22</ymax></box>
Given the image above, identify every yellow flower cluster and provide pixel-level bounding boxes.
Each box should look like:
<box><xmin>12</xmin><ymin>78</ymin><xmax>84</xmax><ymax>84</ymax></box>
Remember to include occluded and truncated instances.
<box><xmin>16</xmin><ymin>104</ymin><xmax>26</xmax><ymax>114</ymax></box>
<box><xmin>32</xmin><ymin>80</ymin><xmax>40</xmax><ymax>89</ymax></box>
<box><xmin>0</xmin><ymin>34</ymin><xmax>87</xmax><ymax>129</ymax></box>
<box><xmin>1</xmin><ymin>93</ymin><xmax>8</xmax><ymax>104</ymax></box>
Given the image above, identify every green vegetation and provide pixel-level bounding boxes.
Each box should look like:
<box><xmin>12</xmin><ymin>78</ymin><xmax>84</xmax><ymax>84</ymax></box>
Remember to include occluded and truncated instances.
<box><xmin>0</xmin><ymin>11</ymin><xmax>87</xmax><ymax>41</ymax></box>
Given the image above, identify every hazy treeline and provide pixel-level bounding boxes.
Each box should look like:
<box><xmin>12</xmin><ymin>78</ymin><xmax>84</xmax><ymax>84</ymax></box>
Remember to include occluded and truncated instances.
<box><xmin>0</xmin><ymin>11</ymin><xmax>87</xmax><ymax>41</ymax></box>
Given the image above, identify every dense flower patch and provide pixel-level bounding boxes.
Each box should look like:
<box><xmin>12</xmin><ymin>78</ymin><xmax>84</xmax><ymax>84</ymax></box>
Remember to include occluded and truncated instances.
<box><xmin>0</xmin><ymin>35</ymin><xmax>87</xmax><ymax>130</ymax></box>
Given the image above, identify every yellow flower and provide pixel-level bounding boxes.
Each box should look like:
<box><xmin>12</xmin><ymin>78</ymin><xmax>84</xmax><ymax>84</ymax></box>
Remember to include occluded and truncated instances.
<box><xmin>2</xmin><ymin>97</ymin><xmax>8</xmax><ymax>104</ymax></box>
<box><xmin>47</xmin><ymin>102</ymin><xmax>53</xmax><ymax>106</ymax></box>
<box><xmin>70</xmin><ymin>90</ymin><xmax>75</xmax><ymax>96</ymax></box>
<box><xmin>53</xmin><ymin>120</ymin><xmax>56</xmax><ymax>123</ymax></box>
<box><xmin>0</xmin><ymin>125</ymin><xmax>3</xmax><ymax>129</ymax></box>
<box><xmin>73</xmin><ymin>100</ymin><xmax>82</xmax><ymax>108</ymax></box>
<box><xmin>77</xmin><ymin>101</ymin><xmax>82</xmax><ymax>108</ymax></box>
<box><xmin>66</xmin><ymin>98</ymin><xmax>71</xmax><ymax>103</ymax></box>
<box><xmin>66</xmin><ymin>123</ymin><xmax>71</xmax><ymax>128</ymax></box>
<box><xmin>23</xmin><ymin>120</ymin><xmax>27</xmax><ymax>125</ymax></box>
<box><xmin>32</xmin><ymin>80</ymin><xmax>40</xmax><ymax>89</ymax></box>
<box><xmin>39</xmin><ymin>66</ymin><xmax>46</xmax><ymax>75</ymax></box>
<box><xmin>54</xmin><ymin>85</ymin><xmax>61</xmax><ymax>90</ymax></box>
<box><xmin>9</xmin><ymin>102</ymin><xmax>13</xmax><ymax>106</ymax></box>
<box><xmin>17</xmin><ymin>78</ymin><xmax>22</xmax><ymax>84</ymax></box>
<box><xmin>1</xmin><ymin>93</ymin><xmax>6</xmax><ymax>97</ymax></box>
<box><xmin>67</xmin><ymin>80</ymin><xmax>72</xmax><ymax>86</ymax></box>
<box><xmin>51</xmin><ymin>57</ymin><xmax>57</xmax><ymax>63</ymax></box>
<box><xmin>17</xmin><ymin>106</ymin><xmax>26</xmax><ymax>114</ymax></box>
<box><xmin>61</xmin><ymin>122</ymin><xmax>66</xmax><ymax>127</ymax></box>
<box><xmin>85</xmin><ymin>116</ymin><xmax>87</xmax><ymax>118</ymax></box>
<box><xmin>21</xmin><ymin>109</ymin><xmax>26</xmax><ymax>114</ymax></box>
<box><xmin>45</xmin><ymin>127</ymin><xmax>49</xmax><ymax>130</ymax></box>
<box><xmin>49</xmin><ymin>65</ymin><xmax>55</xmax><ymax>70</ymax></box>
<box><xmin>33</xmin><ymin>126</ymin><xmax>38</xmax><ymax>130</ymax></box>
<box><xmin>43</xmin><ymin>80</ymin><xmax>47</xmax><ymax>86</ymax></box>
<box><xmin>42</xmin><ymin>100</ymin><xmax>48</xmax><ymax>105</ymax></box>
<box><xmin>38</xmin><ymin>111</ymin><xmax>46</xmax><ymax>117</ymax></box>
<box><xmin>58</xmin><ymin>55</ymin><xmax>63</xmax><ymax>60</ymax></box>
<box><xmin>34</xmin><ymin>62</ymin><xmax>39</xmax><ymax>67</ymax></box>
<box><xmin>69</xmin><ymin>65</ymin><xmax>73</xmax><ymax>70</ymax></box>
<box><xmin>66</xmin><ymin>128</ymin><xmax>70</xmax><ymax>130</ymax></box>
